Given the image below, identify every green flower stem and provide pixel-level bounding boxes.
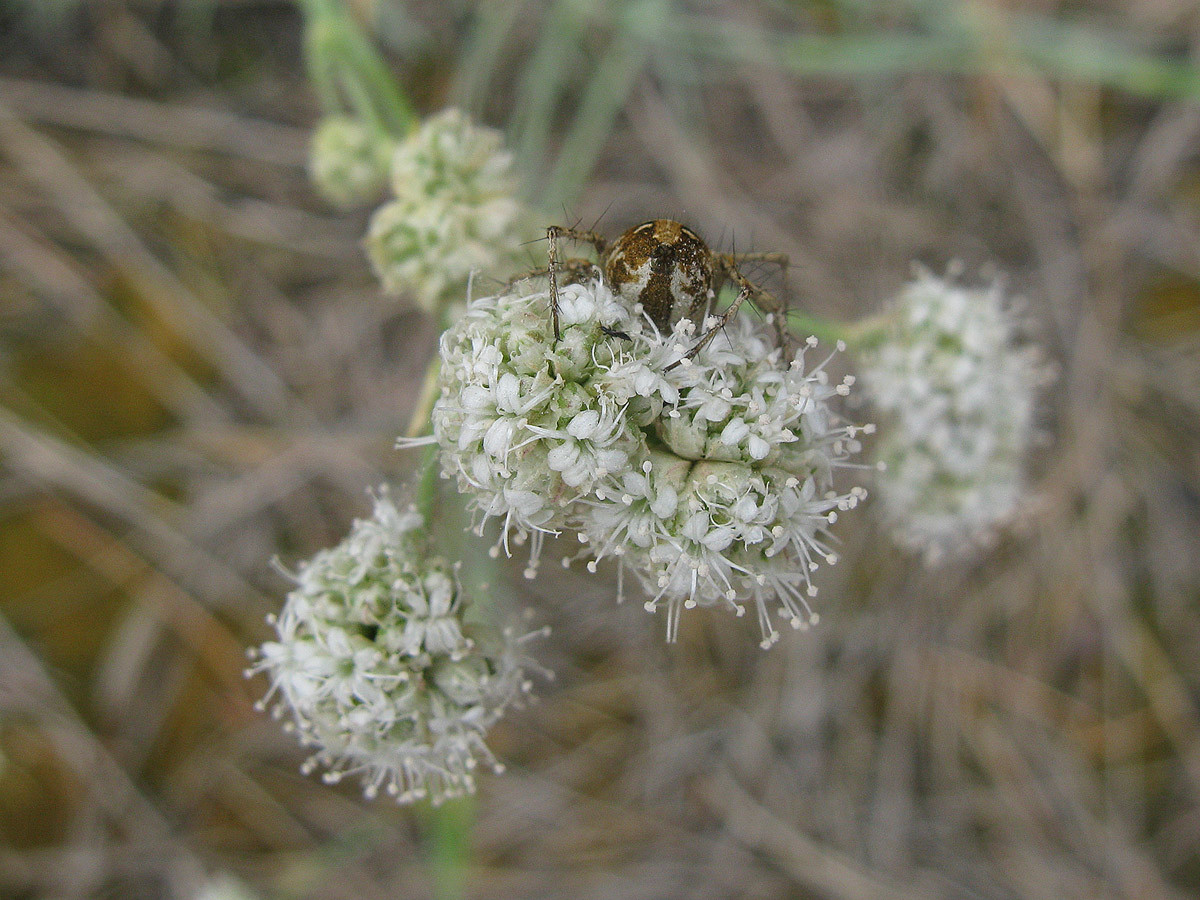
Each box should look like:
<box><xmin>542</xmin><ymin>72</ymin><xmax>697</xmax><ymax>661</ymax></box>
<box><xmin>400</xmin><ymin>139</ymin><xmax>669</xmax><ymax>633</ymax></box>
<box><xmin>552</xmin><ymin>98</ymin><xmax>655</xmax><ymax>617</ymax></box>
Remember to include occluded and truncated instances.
<box><xmin>407</xmin><ymin>366</ymin><xmax>473</xmax><ymax>900</ymax></box>
<box><xmin>407</xmin><ymin>353</ymin><xmax>442</xmax><ymax>523</ymax></box>
<box><xmin>297</xmin><ymin>0</ymin><xmax>415</xmax><ymax>136</ymax></box>
<box><xmin>295</xmin><ymin>7</ymin><xmax>482</xmax><ymax>896</ymax></box>
<box><xmin>339</xmin><ymin>57</ymin><xmax>395</xmax><ymax>140</ymax></box>
<box><xmin>420</xmin><ymin>796</ymin><xmax>475</xmax><ymax>900</ymax></box>
<box><xmin>295</xmin><ymin>0</ymin><xmax>336</xmax><ymax>21</ymax></box>
<box><xmin>346</xmin><ymin>21</ymin><xmax>416</xmax><ymax>134</ymax></box>
<box><xmin>414</xmin><ymin>444</ymin><xmax>440</xmax><ymax>521</ymax></box>
<box><xmin>303</xmin><ymin>21</ymin><xmax>344</xmax><ymax>114</ymax></box>
<box><xmin>405</xmin><ymin>355</ymin><xmax>442</xmax><ymax>440</ymax></box>
<box><xmin>407</xmin><ymin>351</ymin><xmax>476</xmax><ymax>900</ymax></box>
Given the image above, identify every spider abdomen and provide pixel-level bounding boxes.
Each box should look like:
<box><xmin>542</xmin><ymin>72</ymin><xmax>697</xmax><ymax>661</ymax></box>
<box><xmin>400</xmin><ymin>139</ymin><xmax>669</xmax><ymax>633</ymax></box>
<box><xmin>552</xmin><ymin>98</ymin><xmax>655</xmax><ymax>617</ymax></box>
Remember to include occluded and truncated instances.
<box><xmin>604</xmin><ymin>220</ymin><xmax>713</xmax><ymax>331</ymax></box>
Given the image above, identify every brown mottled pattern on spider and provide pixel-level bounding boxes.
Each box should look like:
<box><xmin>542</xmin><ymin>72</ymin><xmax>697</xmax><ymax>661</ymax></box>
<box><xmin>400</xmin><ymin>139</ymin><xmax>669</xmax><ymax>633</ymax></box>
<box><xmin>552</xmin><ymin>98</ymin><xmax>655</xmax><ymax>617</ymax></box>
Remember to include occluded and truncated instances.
<box><xmin>534</xmin><ymin>218</ymin><xmax>791</xmax><ymax>364</ymax></box>
<box><xmin>604</xmin><ymin>220</ymin><xmax>713</xmax><ymax>331</ymax></box>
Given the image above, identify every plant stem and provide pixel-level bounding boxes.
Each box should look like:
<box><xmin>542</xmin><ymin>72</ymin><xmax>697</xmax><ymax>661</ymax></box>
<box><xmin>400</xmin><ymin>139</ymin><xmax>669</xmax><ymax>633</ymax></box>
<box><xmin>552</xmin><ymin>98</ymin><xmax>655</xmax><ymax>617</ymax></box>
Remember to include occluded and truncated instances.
<box><xmin>405</xmin><ymin>355</ymin><xmax>441</xmax><ymax>441</ymax></box>
<box><xmin>423</xmin><ymin>796</ymin><xmax>475</xmax><ymax>900</ymax></box>
<box><xmin>297</xmin><ymin>0</ymin><xmax>415</xmax><ymax>135</ymax></box>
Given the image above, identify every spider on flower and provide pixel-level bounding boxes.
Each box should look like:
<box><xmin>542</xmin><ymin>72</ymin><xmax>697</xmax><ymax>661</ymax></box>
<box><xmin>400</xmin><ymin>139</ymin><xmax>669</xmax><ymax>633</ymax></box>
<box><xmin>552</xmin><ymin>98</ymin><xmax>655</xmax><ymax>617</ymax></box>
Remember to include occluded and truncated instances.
<box><xmin>522</xmin><ymin>219</ymin><xmax>794</xmax><ymax>367</ymax></box>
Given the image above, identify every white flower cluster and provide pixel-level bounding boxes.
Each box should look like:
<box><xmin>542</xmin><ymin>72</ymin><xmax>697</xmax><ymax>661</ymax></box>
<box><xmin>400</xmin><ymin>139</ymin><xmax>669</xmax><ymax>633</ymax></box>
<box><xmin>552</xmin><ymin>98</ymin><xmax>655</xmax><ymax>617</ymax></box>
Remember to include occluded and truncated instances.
<box><xmin>308</xmin><ymin>115</ymin><xmax>393</xmax><ymax>207</ymax></box>
<box><xmin>366</xmin><ymin>108</ymin><xmax>527</xmax><ymax>315</ymax></box>
<box><xmin>857</xmin><ymin>268</ymin><xmax>1052</xmax><ymax>562</ymax></box>
<box><xmin>427</xmin><ymin>278</ymin><xmax>866</xmax><ymax>647</ymax></box>
<box><xmin>251</xmin><ymin>490</ymin><xmax>534</xmax><ymax>804</ymax></box>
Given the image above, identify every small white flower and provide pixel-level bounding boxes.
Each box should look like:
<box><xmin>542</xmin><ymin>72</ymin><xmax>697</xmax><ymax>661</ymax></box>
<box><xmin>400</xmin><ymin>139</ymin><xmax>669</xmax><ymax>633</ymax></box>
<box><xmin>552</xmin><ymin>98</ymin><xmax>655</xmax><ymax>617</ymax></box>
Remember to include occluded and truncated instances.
<box><xmin>366</xmin><ymin>109</ymin><xmax>528</xmax><ymax>315</ymax></box>
<box><xmin>857</xmin><ymin>267</ymin><xmax>1053</xmax><ymax>562</ymax></box>
<box><xmin>308</xmin><ymin>115</ymin><xmax>393</xmax><ymax>207</ymax></box>
<box><xmin>251</xmin><ymin>489</ymin><xmax>536</xmax><ymax>804</ymax></box>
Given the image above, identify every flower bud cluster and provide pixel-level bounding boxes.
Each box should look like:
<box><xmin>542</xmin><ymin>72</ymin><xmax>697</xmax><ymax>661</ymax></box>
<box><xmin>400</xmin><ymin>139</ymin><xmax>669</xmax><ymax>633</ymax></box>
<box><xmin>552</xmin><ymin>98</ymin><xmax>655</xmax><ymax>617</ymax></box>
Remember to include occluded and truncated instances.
<box><xmin>428</xmin><ymin>278</ymin><xmax>866</xmax><ymax>647</ymax></box>
<box><xmin>366</xmin><ymin>109</ymin><xmax>527</xmax><ymax>315</ymax></box>
<box><xmin>857</xmin><ymin>268</ymin><xmax>1052</xmax><ymax>562</ymax></box>
<box><xmin>250</xmin><ymin>490</ymin><xmax>533</xmax><ymax>804</ymax></box>
<box><xmin>308</xmin><ymin>115</ymin><xmax>394</xmax><ymax>207</ymax></box>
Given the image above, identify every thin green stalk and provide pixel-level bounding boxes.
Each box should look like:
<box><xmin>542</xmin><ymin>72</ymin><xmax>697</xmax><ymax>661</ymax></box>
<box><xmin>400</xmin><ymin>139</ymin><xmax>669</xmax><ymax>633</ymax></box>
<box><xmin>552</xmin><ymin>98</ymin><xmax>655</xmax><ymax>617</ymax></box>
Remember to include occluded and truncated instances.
<box><xmin>422</xmin><ymin>796</ymin><xmax>475</xmax><ymax>900</ymax></box>
<box><xmin>295</xmin><ymin>0</ymin><xmax>337</xmax><ymax>20</ymax></box>
<box><xmin>413</xmin><ymin>444</ymin><xmax>440</xmax><ymax>521</ymax></box>
<box><xmin>337</xmin><ymin>53</ymin><xmax>393</xmax><ymax>138</ymax></box>
<box><xmin>407</xmin><ymin>354</ymin><xmax>442</xmax><ymax>524</ymax></box>
<box><xmin>408</xmin><ymin>380</ymin><xmax>472</xmax><ymax>900</ymax></box>
<box><xmin>304</xmin><ymin>50</ymin><xmax>344</xmax><ymax>114</ymax></box>
<box><xmin>297</xmin><ymin>0</ymin><xmax>415</xmax><ymax>135</ymax></box>
<box><xmin>405</xmin><ymin>356</ymin><xmax>442</xmax><ymax>441</ymax></box>
<box><xmin>338</xmin><ymin>18</ymin><xmax>416</xmax><ymax>133</ymax></box>
<box><xmin>295</xmin><ymin>5</ymin><xmax>479</xmax><ymax>898</ymax></box>
<box><xmin>409</xmin><ymin>360</ymin><xmax>476</xmax><ymax>900</ymax></box>
<box><xmin>301</xmin><ymin>5</ymin><xmax>350</xmax><ymax>114</ymax></box>
<box><xmin>406</xmin><ymin>460</ymin><xmax>479</xmax><ymax>900</ymax></box>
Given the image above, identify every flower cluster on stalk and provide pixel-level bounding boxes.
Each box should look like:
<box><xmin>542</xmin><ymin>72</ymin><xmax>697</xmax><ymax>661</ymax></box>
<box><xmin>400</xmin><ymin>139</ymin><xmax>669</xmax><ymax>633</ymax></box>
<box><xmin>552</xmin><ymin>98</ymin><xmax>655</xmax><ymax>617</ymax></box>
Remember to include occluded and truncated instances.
<box><xmin>250</xmin><ymin>490</ymin><xmax>536</xmax><ymax>805</ymax></box>
<box><xmin>426</xmin><ymin>277</ymin><xmax>867</xmax><ymax>648</ymax></box>
<box><xmin>857</xmin><ymin>268</ymin><xmax>1053</xmax><ymax>562</ymax></box>
<box><xmin>366</xmin><ymin>108</ymin><xmax>528</xmax><ymax>315</ymax></box>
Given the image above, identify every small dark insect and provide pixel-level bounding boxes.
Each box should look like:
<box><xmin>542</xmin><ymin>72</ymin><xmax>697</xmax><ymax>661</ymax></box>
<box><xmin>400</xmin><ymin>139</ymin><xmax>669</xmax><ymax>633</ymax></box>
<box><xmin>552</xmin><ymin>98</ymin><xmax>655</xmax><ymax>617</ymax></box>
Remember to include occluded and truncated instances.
<box><xmin>526</xmin><ymin>219</ymin><xmax>792</xmax><ymax>368</ymax></box>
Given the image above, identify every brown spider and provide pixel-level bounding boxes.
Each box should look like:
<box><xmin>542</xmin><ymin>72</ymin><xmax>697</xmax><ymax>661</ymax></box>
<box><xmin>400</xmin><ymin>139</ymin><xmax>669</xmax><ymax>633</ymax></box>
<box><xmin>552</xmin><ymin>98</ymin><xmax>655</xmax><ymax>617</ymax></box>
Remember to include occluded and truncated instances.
<box><xmin>533</xmin><ymin>219</ymin><xmax>792</xmax><ymax>368</ymax></box>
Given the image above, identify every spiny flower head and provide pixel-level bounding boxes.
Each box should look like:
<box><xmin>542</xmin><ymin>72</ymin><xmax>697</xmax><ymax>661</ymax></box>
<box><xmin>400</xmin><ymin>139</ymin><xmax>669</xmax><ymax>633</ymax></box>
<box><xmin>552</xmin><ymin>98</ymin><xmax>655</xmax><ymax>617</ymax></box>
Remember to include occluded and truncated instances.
<box><xmin>857</xmin><ymin>267</ymin><xmax>1053</xmax><ymax>562</ymax></box>
<box><xmin>425</xmin><ymin>276</ymin><xmax>866</xmax><ymax>647</ymax></box>
<box><xmin>250</xmin><ymin>489</ymin><xmax>535</xmax><ymax>804</ymax></box>
<box><xmin>308</xmin><ymin>115</ymin><xmax>393</xmax><ymax>207</ymax></box>
<box><xmin>366</xmin><ymin>109</ymin><xmax>527</xmax><ymax>315</ymax></box>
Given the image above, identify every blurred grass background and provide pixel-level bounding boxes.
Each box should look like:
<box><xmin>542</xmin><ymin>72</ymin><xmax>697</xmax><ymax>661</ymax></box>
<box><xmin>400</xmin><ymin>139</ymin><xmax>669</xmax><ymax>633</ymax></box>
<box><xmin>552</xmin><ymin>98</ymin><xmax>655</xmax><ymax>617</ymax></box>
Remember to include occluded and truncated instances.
<box><xmin>2</xmin><ymin>0</ymin><xmax>1200</xmax><ymax>898</ymax></box>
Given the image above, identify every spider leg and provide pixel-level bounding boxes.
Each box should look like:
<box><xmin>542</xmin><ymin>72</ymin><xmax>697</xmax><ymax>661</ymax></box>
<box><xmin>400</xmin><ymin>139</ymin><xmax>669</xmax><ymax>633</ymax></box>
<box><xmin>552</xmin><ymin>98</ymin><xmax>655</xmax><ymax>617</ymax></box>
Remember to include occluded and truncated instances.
<box><xmin>547</xmin><ymin>226</ymin><xmax>608</xmax><ymax>342</ymax></box>
<box><xmin>731</xmin><ymin>250</ymin><xmax>790</xmax><ymax>273</ymax></box>
<box><xmin>664</xmin><ymin>281</ymin><xmax>754</xmax><ymax>371</ymax></box>
<box><xmin>720</xmin><ymin>253</ymin><xmax>794</xmax><ymax>355</ymax></box>
<box><xmin>507</xmin><ymin>258</ymin><xmax>600</xmax><ymax>289</ymax></box>
<box><xmin>666</xmin><ymin>256</ymin><xmax>791</xmax><ymax>370</ymax></box>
